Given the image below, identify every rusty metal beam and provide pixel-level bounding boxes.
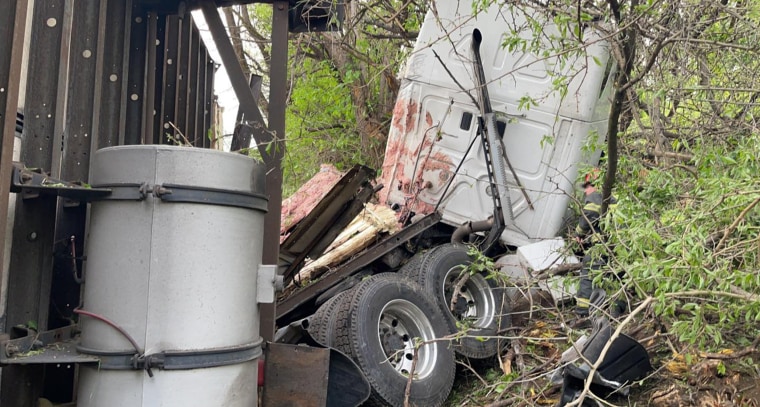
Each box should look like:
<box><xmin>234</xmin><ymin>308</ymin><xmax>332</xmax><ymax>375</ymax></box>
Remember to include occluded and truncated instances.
<box><xmin>124</xmin><ymin>4</ymin><xmax>148</xmax><ymax>145</ymax></box>
<box><xmin>141</xmin><ymin>12</ymin><xmax>158</xmax><ymax>144</ymax></box>
<box><xmin>236</xmin><ymin>75</ymin><xmax>262</xmax><ymax>124</ymax></box>
<box><xmin>2</xmin><ymin>0</ymin><xmax>70</xmax><ymax>402</ymax></box>
<box><xmin>197</xmin><ymin>46</ymin><xmax>209</xmax><ymax>148</ymax></box>
<box><xmin>6</xmin><ymin>0</ymin><xmax>72</xmax><ymax>335</ymax></box>
<box><xmin>204</xmin><ymin>57</ymin><xmax>216</xmax><ymax>148</ymax></box>
<box><xmin>229</xmin><ymin>75</ymin><xmax>262</xmax><ymax>152</ymax></box>
<box><xmin>160</xmin><ymin>15</ymin><xmax>180</xmax><ymax>145</ymax></box>
<box><xmin>200</xmin><ymin>3</ymin><xmax>269</xmax><ymax>147</ymax></box>
<box><xmin>174</xmin><ymin>13</ymin><xmax>191</xmax><ymax>142</ymax></box>
<box><xmin>50</xmin><ymin>0</ymin><xmax>101</xmax><ymax>332</ymax></box>
<box><xmin>44</xmin><ymin>3</ymin><xmax>104</xmax><ymax>399</ymax></box>
<box><xmin>19</xmin><ymin>0</ymin><xmax>69</xmax><ymax>173</ymax></box>
<box><xmin>62</xmin><ymin>0</ymin><xmax>100</xmax><ymax>182</ymax></box>
<box><xmin>47</xmin><ymin>0</ymin><xmax>101</xmax><ymax>335</ymax></box>
<box><xmin>116</xmin><ymin>0</ymin><xmax>135</xmax><ymax>146</ymax></box>
<box><xmin>259</xmin><ymin>0</ymin><xmax>289</xmax><ymax>342</ymax></box>
<box><xmin>0</xmin><ymin>0</ymin><xmax>29</xmax><ymax>331</ymax></box>
<box><xmin>187</xmin><ymin>25</ymin><xmax>200</xmax><ymax>145</ymax></box>
<box><xmin>92</xmin><ymin>0</ymin><xmax>132</xmax><ymax>150</ymax></box>
<box><xmin>151</xmin><ymin>14</ymin><xmax>166</xmax><ymax>144</ymax></box>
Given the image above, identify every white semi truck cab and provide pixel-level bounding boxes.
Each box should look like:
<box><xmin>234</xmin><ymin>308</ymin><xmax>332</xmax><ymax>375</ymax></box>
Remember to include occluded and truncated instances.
<box><xmin>380</xmin><ymin>2</ymin><xmax>613</xmax><ymax>247</ymax></box>
<box><xmin>273</xmin><ymin>2</ymin><xmax>614</xmax><ymax>406</ymax></box>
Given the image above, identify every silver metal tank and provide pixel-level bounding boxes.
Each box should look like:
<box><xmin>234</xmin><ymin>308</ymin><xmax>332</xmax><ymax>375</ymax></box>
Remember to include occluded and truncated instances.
<box><xmin>77</xmin><ymin>145</ymin><xmax>268</xmax><ymax>406</ymax></box>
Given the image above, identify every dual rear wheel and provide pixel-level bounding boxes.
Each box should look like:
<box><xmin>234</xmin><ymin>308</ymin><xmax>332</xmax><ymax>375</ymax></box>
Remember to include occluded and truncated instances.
<box><xmin>310</xmin><ymin>273</ymin><xmax>455</xmax><ymax>407</ymax></box>
<box><xmin>307</xmin><ymin>244</ymin><xmax>508</xmax><ymax>406</ymax></box>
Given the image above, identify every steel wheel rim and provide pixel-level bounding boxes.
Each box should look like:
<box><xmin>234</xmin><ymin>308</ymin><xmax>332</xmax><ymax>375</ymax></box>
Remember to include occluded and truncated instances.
<box><xmin>377</xmin><ymin>299</ymin><xmax>438</xmax><ymax>379</ymax></box>
<box><xmin>443</xmin><ymin>266</ymin><xmax>496</xmax><ymax>328</ymax></box>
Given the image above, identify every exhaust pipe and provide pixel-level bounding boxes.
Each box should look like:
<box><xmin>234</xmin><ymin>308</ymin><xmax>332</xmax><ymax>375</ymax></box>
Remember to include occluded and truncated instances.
<box><xmin>451</xmin><ymin>218</ymin><xmax>494</xmax><ymax>244</ymax></box>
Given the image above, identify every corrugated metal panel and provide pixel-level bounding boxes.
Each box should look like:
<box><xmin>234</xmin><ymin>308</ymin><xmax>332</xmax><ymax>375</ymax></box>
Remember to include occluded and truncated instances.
<box><xmin>2</xmin><ymin>0</ymin><xmax>68</xmax><ymax>402</ymax></box>
<box><xmin>174</xmin><ymin>13</ymin><xmax>192</xmax><ymax>143</ymax></box>
<box><xmin>124</xmin><ymin>4</ymin><xmax>148</xmax><ymax>145</ymax></box>
<box><xmin>151</xmin><ymin>14</ymin><xmax>167</xmax><ymax>144</ymax></box>
<box><xmin>160</xmin><ymin>15</ymin><xmax>180</xmax><ymax>144</ymax></box>
<box><xmin>94</xmin><ymin>0</ymin><xmax>132</xmax><ymax>149</ymax></box>
<box><xmin>187</xmin><ymin>25</ymin><xmax>200</xmax><ymax>145</ymax></box>
<box><xmin>0</xmin><ymin>1</ymin><xmax>39</xmax><ymax>406</ymax></box>
<box><xmin>63</xmin><ymin>0</ymin><xmax>100</xmax><ymax>182</ymax></box>
<box><xmin>1</xmin><ymin>0</ymin><xmax>224</xmax><ymax>404</ymax></box>
<box><xmin>204</xmin><ymin>54</ymin><xmax>217</xmax><ymax>148</ymax></box>
<box><xmin>198</xmin><ymin>47</ymin><xmax>210</xmax><ymax>148</ymax></box>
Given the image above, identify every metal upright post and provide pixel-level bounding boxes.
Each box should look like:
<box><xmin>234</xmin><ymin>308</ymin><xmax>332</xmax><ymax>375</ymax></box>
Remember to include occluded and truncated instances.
<box><xmin>0</xmin><ymin>0</ymin><xmax>29</xmax><ymax>262</ymax></box>
<box><xmin>0</xmin><ymin>0</ymin><xmax>29</xmax><ymax>330</ymax></box>
<box><xmin>259</xmin><ymin>0</ymin><xmax>289</xmax><ymax>342</ymax></box>
<box><xmin>2</xmin><ymin>0</ymin><xmax>67</xmax><ymax>404</ymax></box>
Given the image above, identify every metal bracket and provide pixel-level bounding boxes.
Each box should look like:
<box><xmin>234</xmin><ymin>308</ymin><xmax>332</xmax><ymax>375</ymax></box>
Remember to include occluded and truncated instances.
<box><xmin>0</xmin><ymin>324</ymin><xmax>99</xmax><ymax>365</ymax></box>
<box><xmin>9</xmin><ymin>163</ymin><xmax>111</xmax><ymax>202</ymax></box>
<box><xmin>258</xmin><ymin>264</ymin><xmax>283</xmax><ymax>304</ymax></box>
<box><xmin>3</xmin><ymin>325</ymin><xmax>74</xmax><ymax>359</ymax></box>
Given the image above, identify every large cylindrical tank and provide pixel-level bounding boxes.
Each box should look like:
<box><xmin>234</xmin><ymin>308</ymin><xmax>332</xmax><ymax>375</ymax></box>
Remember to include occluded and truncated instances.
<box><xmin>77</xmin><ymin>145</ymin><xmax>267</xmax><ymax>406</ymax></box>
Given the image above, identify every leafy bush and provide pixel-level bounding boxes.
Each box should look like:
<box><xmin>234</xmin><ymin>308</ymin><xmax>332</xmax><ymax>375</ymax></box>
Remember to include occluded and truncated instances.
<box><xmin>606</xmin><ymin>134</ymin><xmax>760</xmax><ymax>348</ymax></box>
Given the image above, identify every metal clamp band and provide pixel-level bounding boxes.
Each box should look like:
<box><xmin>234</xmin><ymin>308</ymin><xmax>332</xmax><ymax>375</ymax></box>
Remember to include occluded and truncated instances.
<box><xmin>157</xmin><ymin>183</ymin><xmax>268</xmax><ymax>212</ymax></box>
<box><xmin>77</xmin><ymin>337</ymin><xmax>264</xmax><ymax>372</ymax></box>
<box><xmin>90</xmin><ymin>182</ymin><xmax>268</xmax><ymax>211</ymax></box>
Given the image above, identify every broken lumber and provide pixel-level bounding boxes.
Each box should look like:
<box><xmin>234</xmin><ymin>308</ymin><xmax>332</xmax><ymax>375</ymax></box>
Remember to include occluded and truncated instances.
<box><xmin>292</xmin><ymin>203</ymin><xmax>398</xmax><ymax>285</ymax></box>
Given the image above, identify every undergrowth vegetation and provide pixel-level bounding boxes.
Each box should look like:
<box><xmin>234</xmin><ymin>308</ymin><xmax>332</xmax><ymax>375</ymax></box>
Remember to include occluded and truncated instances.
<box><xmin>610</xmin><ymin>133</ymin><xmax>760</xmax><ymax>349</ymax></box>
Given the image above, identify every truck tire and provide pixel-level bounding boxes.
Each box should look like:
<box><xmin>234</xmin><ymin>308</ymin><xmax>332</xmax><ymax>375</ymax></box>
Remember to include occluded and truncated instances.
<box><xmin>397</xmin><ymin>249</ymin><xmax>429</xmax><ymax>274</ymax></box>
<box><xmin>333</xmin><ymin>273</ymin><xmax>455</xmax><ymax>407</ymax></box>
<box><xmin>404</xmin><ymin>243</ymin><xmax>509</xmax><ymax>359</ymax></box>
<box><xmin>307</xmin><ymin>289</ymin><xmax>352</xmax><ymax>347</ymax></box>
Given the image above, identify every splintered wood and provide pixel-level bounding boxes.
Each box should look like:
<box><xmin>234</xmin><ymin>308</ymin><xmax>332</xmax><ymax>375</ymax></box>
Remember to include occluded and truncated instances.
<box><xmin>291</xmin><ymin>202</ymin><xmax>399</xmax><ymax>285</ymax></box>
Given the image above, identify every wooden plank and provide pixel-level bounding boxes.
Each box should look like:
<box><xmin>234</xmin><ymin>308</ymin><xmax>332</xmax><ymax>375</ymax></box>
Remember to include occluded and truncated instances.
<box><xmin>293</xmin><ymin>203</ymin><xmax>399</xmax><ymax>284</ymax></box>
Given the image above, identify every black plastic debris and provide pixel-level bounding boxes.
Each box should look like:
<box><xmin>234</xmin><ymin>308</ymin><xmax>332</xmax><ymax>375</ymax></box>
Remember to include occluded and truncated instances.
<box><xmin>557</xmin><ymin>317</ymin><xmax>652</xmax><ymax>407</ymax></box>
